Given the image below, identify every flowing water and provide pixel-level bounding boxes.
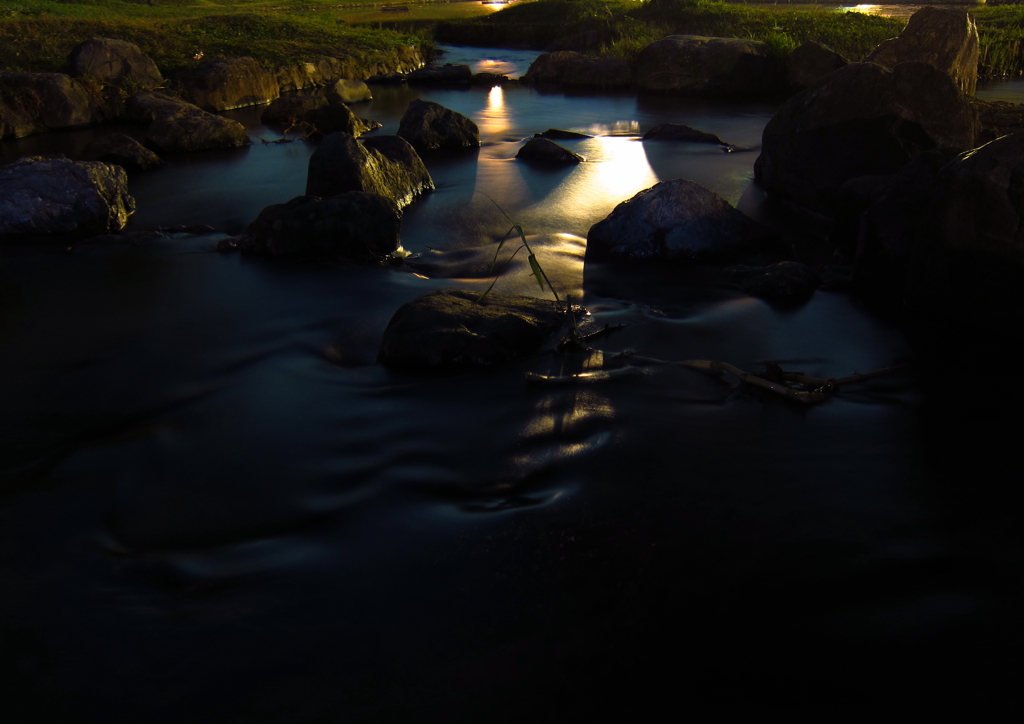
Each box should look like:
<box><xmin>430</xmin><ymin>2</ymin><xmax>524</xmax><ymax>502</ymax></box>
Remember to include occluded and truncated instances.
<box><xmin>1</xmin><ymin>48</ymin><xmax>1021</xmax><ymax>720</ymax></box>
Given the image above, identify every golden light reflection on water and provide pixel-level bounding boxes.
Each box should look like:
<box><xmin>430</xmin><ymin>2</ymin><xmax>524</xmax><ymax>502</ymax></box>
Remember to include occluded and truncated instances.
<box><xmin>475</xmin><ymin>85</ymin><xmax>510</xmax><ymax>138</ymax></box>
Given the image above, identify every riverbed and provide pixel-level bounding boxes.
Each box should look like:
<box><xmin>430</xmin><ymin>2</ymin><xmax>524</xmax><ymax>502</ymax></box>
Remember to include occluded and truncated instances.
<box><xmin>1</xmin><ymin>47</ymin><xmax>1020</xmax><ymax>720</ymax></box>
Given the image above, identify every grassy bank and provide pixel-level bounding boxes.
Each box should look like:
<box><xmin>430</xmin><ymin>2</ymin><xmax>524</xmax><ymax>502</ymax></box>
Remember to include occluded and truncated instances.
<box><xmin>437</xmin><ymin>0</ymin><xmax>1024</xmax><ymax>78</ymax></box>
<box><xmin>0</xmin><ymin>0</ymin><xmax>495</xmax><ymax>76</ymax></box>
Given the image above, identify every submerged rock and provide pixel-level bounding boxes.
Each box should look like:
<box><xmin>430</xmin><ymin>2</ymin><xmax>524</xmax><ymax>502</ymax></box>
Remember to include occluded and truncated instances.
<box><xmin>67</xmin><ymin>37</ymin><xmax>163</xmax><ymax>90</ymax></box>
<box><xmin>635</xmin><ymin>35</ymin><xmax>786</xmax><ymax>96</ymax></box>
<box><xmin>538</xmin><ymin>129</ymin><xmax>592</xmax><ymax>140</ymax></box>
<box><xmin>642</xmin><ymin>123</ymin><xmax>727</xmax><ymax>144</ymax></box>
<box><xmin>586</xmin><ymin>179</ymin><xmax>774</xmax><ymax>263</ymax></box>
<box><xmin>377</xmin><ymin>289</ymin><xmax>565</xmax><ymax>371</ymax></box>
<box><xmin>0</xmin><ymin>156</ymin><xmax>135</xmax><ymax>237</ymax></box>
<box><xmin>306</xmin><ymin>132</ymin><xmax>433</xmax><ymax>208</ymax></box>
<box><xmin>727</xmin><ymin>261</ymin><xmax>822</xmax><ymax>305</ymax></box>
<box><xmin>236</xmin><ymin>192</ymin><xmax>401</xmax><ymax>260</ymax></box>
<box><xmin>146</xmin><ymin>106</ymin><xmax>251</xmax><ymax>153</ymax></box>
<box><xmin>179</xmin><ymin>57</ymin><xmax>280</xmax><ymax>112</ymax></box>
<box><xmin>81</xmin><ymin>133</ymin><xmax>163</xmax><ymax>172</ymax></box>
<box><xmin>755</xmin><ymin>62</ymin><xmax>979</xmax><ymax>216</ymax></box>
<box><xmin>397</xmin><ymin>99</ymin><xmax>480</xmax><ymax>153</ymax></box>
<box><xmin>864</xmin><ymin>6</ymin><xmax>979</xmax><ymax>96</ymax></box>
<box><xmin>516</xmin><ymin>137</ymin><xmax>584</xmax><ymax>164</ymax></box>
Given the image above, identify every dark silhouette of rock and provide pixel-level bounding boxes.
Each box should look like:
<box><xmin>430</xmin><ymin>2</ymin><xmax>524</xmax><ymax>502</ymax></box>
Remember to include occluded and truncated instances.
<box><xmin>727</xmin><ymin>261</ymin><xmax>822</xmax><ymax>305</ymax></box>
<box><xmin>538</xmin><ymin>129</ymin><xmax>592</xmax><ymax>140</ymax></box>
<box><xmin>237</xmin><ymin>192</ymin><xmax>401</xmax><ymax>260</ymax></box>
<box><xmin>971</xmin><ymin>97</ymin><xmax>1024</xmax><ymax>145</ymax></box>
<box><xmin>306</xmin><ymin>102</ymin><xmax>381</xmax><ymax>138</ymax></box>
<box><xmin>635</xmin><ymin>35</ymin><xmax>787</xmax><ymax>96</ymax></box>
<box><xmin>67</xmin><ymin>37</ymin><xmax>163</xmax><ymax>90</ymax></box>
<box><xmin>179</xmin><ymin>57</ymin><xmax>280</xmax><ymax>112</ymax></box>
<box><xmin>787</xmin><ymin>40</ymin><xmax>847</xmax><ymax>92</ymax></box>
<box><xmin>306</xmin><ymin>132</ymin><xmax>433</xmax><ymax>208</ymax></box>
<box><xmin>260</xmin><ymin>94</ymin><xmax>327</xmax><ymax>126</ymax></box>
<box><xmin>406</xmin><ymin>64</ymin><xmax>472</xmax><ymax>85</ymax></box>
<box><xmin>470</xmin><ymin>72</ymin><xmax>510</xmax><ymax>86</ymax></box>
<box><xmin>516</xmin><ymin>137</ymin><xmax>584</xmax><ymax>164</ymax></box>
<box><xmin>864</xmin><ymin>6</ymin><xmax>979</xmax><ymax>96</ymax></box>
<box><xmin>642</xmin><ymin>123</ymin><xmax>726</xmax><ymax>144</ymax></box>
<box><xmin>146</xmin><ymin>106</ymin><xmax>251</xmax><ymax>153</ymax></box>
<box><xmin>0</xmin><ymin>71</ymin><xmax>102</xmax><ymax>130</ymax></box>
<box><xmin>366</xmin><ymin>72</ymin><xmax>407</xmax><ymax>85</ymax></box>
<box><xmin>81</xmin><ymin>133</ymin><xmax>163</xmax><ymax>171</ymax></box>
<box><xmin>397</xmin><ymin>99</ymin><xmax>479</xmax><ymax>153</ymax></box>
<box><xmin>0</xmin><ymin>96</ymin><xmax>40</xmax><ymax>139</ymax></box>
<box><xmin>523</xmin><ymin>52</ymin><xmax>631</xmax><ymax>88</ymax></box>
<box><xmin>586</xmin><ymin>179</ymin><xmax>774</xmax><ymax>262</ymax></box>
<box><xmin>326</xmin><ymin>79</ymin><xmax>372</xmax><ymax>104</ymax></box>
<box><xmin>123</xmin><ymin>90</ymin><xmax>196</xmax><ymax>122</ymax></box>
<box><xmin>377</xmin><ymin>289</ymin><xmax>565</xmax><ymax>371</ymax></box>
<box><xmin>755</xmin><ymin>62</ymin><xmax>979</xmax><ymax>216</ymax></box>
<box><xmin>0</xmin><ymin>156</ymin><xmax>134</xmax><ymax>237</ymax></box>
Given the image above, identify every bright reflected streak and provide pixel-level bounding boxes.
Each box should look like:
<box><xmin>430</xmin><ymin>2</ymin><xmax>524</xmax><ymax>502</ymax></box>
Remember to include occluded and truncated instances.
<box><xmin>475</xmin><ymin>85</ymin><xmax>510</xmax><ymax>139</ymax></box>
<box><xmin>536</xmin><ymin>136</ymin><xmax>658</xmax><ymax>227</ymax></box>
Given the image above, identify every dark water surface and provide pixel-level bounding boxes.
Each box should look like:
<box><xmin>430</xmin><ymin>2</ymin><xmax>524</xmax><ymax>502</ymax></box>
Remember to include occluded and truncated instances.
<box><xmin>1</xmin><ymin>49</ymin><xmax>1021</xmax><ymax>720</ymax></box>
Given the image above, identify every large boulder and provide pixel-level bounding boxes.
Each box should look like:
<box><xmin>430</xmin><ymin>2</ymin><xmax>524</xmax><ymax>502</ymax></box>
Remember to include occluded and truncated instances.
<box><xmin>178</xmin><ymin>57</ymin><xmax>280</xmax><ymax>112</ymax></box>
<box><xmin>146</xmin><ymin>106</ymin><xmax>251</xmax><ymax>153</ymax></box>
<box><xmin>260</xmin><ymin>94</ymin><xmax>327</xmax><ymax>126</ymax></box>
<box><xmin>635</xmin><ymin>35</ymin><xmax>787</xmax><ymax>96</ymax></box>
<box><xmin>236</xmin><ymin>192</ymin><xmax>401</xmax><ymax>260</ymax></box>
<box><xmin>306</xmin><ymin>103</ymin><xmax>381</xmax><ymax>138</ymax></box>
<box><xmin>586</xmin><ymin>178</ymin><xmax>775</xmax><ymax>262</ymax></box>
<box><xmin>67</xmin><ymin>37</ymin><xmax>163</xmax><ymax>90</ymax></box>
<box><xmin>0</xmin><ymin>157</ymin><xmax>134</xmax><ymax>237</ymax></box>
<box><xmin>863</xmin><ymin>7</ymin><xmax>979</xmax><ymax>96</ymax></box>
<box><xmin>397</xmin><ymin>99</ymin><xmax>480</xmax><ymax>153</ymax></box>
<box><xmin>123</xmin><ymin>90</ymin><xmax>196</xmax><ymax>122</ymax></box>
<box><xmin>276</xmin><ymin>57</ymin><xmax>348</xmax><ymax>93</ymax></box>
<box><xmin>754</xmin><ymin>62</ymin><xmax>979</xmax><ymax>216</ymax></box>
<box><xmin>787</xmin><ymin>40</ymin><xmax>847</xmax><ymax>92</ymax></box>
<box><xmin>305</xmin><ymin>132</ymin><xmax>433</xmax><ymax>209</ymax></box>
<box><xmin>517</xmin><ymin>137</ymin><xmax>584</xmax><ymax>164</ymax></box>
<box><xmin>81</xmin><ymin>132</ymin><xmax>163</xmax><ymax>172</ymax></box>
<box><xmin>377</xmin><ymin>289</ymin><xmax>565</xmax><ymax>371</ymax></box>
<box><xmin>0</xmin><ymin>72</ymin><xmax>102</xmax><ymax>130</ymax></box>
<box><xmin>522</xmin><ymin>53</ymin><xmax>631</xmax><ymax>88</ymax></box>
<box><xmin>326</xmin><ymin>79</ymin><xmax>372</xmax><ymax>104</ymax></box>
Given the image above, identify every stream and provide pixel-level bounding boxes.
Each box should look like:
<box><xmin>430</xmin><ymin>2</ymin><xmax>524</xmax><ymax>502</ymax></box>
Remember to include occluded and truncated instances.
<box><xmin>1</xmin><ymin>46</ymin><xmax>1021</xmax><ymax>720</ymax></box>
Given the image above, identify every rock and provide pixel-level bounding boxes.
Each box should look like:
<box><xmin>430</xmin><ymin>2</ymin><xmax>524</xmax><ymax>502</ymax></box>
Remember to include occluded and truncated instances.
<box><xmin>377</xmin><ymin>289</ymin><xmax>565</xmax><ymax>371</ymax></box>
<box><xmin>727</xmin><ymin>261</ymin><xmax>822</xmax><ymax>305</ymax></box>
<box><xmin>516</xmin><ymin>137</ymin><xmax>584</xmax><ymax>164</ymax></box>
<box><xmin>754</xmin><ymin>62</ymin><xmax>979</xmax><ymax>216</ymax></box>
<box><xmin>586</xmin><ymin>178</ymin><xmax>774</xmax><ymax>262</ymax></box>
<box><xmin>787</xmin><ymin>40</ymin><xmax>847</xmax><ymax>92</ymax></box>
<box><xmin>67</xmin><ymin>37</ymin><xmax>163</xmax><ymax>90</ymax></box>
<box><xmin>276</xmin><ymin>57</ymin><xmax>350</xmax><ymax>93</ymax></box>
<box><xmin>0</xmin><ymin>72</ymin><xmax>102</xmax><ymax>130</ymax></box>
<box><xmin>306</xmin><ymin>103</ymin><xmax>381</xmax><ymax>138</ymax></box>
<box><xmin>0</xmin><ymin>96</ymin><xmax>40</xmax><ymax>139</ymax></box>
<box><xmin>178</xmin><ymin>57</ymin><xmax>280</xmax><ymax>112</ymax></box>
<box><xmin>236</xmin><ymin>192</ymin><xmax>401</xmax><ymax>260</ymax></box>
<box><xmin>538</xmin><ymin>129</ymin><xmax>592</xmax><ymax>140</ymax></box>
<box><xmin>366</xmin><ymin>72</ymin><xmax>407</xmax><ymax>85</ymax></box>
<box><xmin>406</xmin><ymin>64</ymin><xmax>472</xmax><ymax>85</ymax></box>
<box><xmin>326</xmin><ymin>79</ymin><xmax>372</xmax><ymax>104</ymax></box>
<box><xmin>523</xmin><ymin>53</ymin><xmax>632</xmax><ymax>88</ymax></box>
<box><xmin>397</xmin><ymin>99</ymin><xmax>480</xmax><ymax>153</ymax></box>
<box><xmin>81</xmin><ymin>133</ymin><xmax>163</xmax><ymax>172</ymax></box>
<box><xmin>260</xmin><ymin>94</ymin><xmax>327</xmax><ymax>126</ymax></box>
<box><xmin>642</xmin><ymin>123</ymin><xmax>726</xmax><ymax>144</ymax></box>
<box><xmin>146</xmin><ymin>106</ymin><xmax>251</xmax><ymax>153</ymax></box>
<box><xmin>0</xmin><ymin>156</ymin><xmax>135</xmax><ymax>237</ymax></box>
<box><xmin>123</xmin><ymin>90</ymin><xmax>196</xmax><ymax>122</ymax></box>
<box><xmin>829</xmin><ymin>173</ymin><xmax>894</xmax><ymax>261</ymax></box>
<box><xmin>854</xmin><ymin>148</ymin><xmax>962</xmax><ymax>301</ymax></box>
<box><xmin>635</xmin><ymin>35</ymin><xmax>787</xmax><ymax>96</ymax></box>
<box><xmin>305</xmin><ymin>132</ymin><xmax>433</xmax><ymax>209</ymax></box>
<box><xmin>470</xmin><ymin>73</ymin><xmax>510</xmax><ymax>86</ymax></box>
<box><xmin>864</xmin><ymin>7</ymin><xmax>979</xmax><ymax>96</ymax></box>
<box><xmin>970</xmin><ymin>97</ymin><xmax>1024</xmax><ymax>146</ymax></box>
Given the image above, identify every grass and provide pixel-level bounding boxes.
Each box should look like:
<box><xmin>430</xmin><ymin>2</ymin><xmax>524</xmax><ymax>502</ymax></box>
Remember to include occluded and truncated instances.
<box><xmin>0</xmin><ymin>0</ymin><xmax>495</xmax><ymax>76</ymax></box>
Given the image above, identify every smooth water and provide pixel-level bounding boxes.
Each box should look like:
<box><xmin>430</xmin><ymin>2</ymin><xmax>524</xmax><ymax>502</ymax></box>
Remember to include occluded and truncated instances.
<box><xmin>1</xmin><ymin>48</ymin><xmax>1021</xmax><ymax>720</ymax></box>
